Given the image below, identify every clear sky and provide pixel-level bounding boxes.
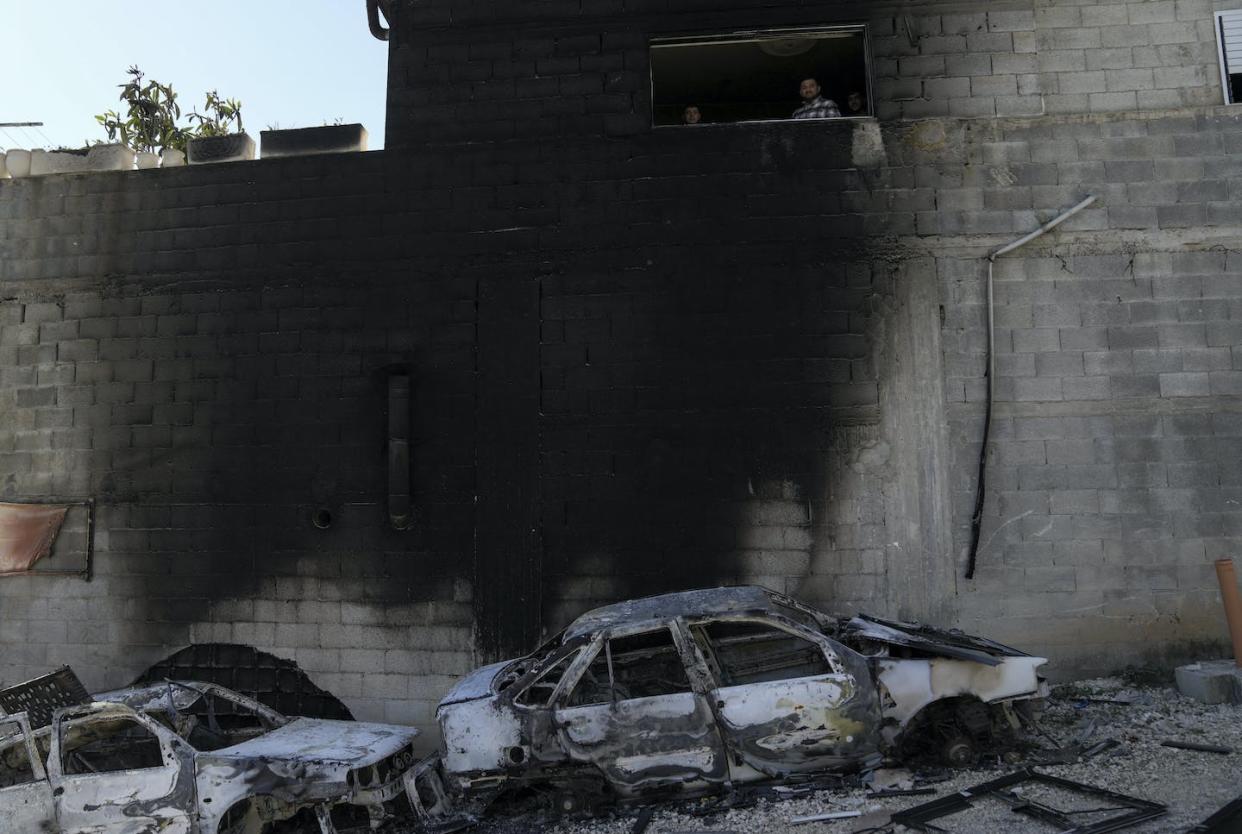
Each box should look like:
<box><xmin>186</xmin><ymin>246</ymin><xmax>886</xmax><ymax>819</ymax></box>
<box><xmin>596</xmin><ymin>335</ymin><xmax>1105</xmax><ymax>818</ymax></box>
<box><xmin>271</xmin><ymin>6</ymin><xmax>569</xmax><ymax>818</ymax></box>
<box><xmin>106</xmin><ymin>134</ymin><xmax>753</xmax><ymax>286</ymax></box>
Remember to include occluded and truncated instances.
<box><xmin>1</xmin><ymin>0</ymin><xmax>389</xmax><ymax>152</ymax></box>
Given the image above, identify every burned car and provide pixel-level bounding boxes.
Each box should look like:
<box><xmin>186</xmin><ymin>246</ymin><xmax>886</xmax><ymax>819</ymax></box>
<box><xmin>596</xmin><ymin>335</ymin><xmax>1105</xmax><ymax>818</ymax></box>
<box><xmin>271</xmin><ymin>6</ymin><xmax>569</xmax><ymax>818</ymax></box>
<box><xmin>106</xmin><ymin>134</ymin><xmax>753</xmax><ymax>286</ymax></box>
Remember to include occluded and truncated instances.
<box><xmin>412</xmin><ymin>586</ymin><xmax>1047</xmax><ymax>824</ymax></box>
<box><xmin>0</xmin><ymin>677</ymin><xmax>419</xmax><ymax>833</ymax></box>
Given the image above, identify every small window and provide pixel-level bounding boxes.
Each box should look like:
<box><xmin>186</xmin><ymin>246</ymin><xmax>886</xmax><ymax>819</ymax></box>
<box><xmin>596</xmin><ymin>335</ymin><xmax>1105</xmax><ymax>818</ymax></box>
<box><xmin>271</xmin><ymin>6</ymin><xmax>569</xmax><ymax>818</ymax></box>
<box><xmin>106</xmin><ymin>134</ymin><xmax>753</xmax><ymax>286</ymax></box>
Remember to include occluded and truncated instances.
<box><xmin>0</xmin><ymin>721</ymin><xmax>38</xmax><ymax>788</ymax></box>
<box><xmin>61</xmin><ymin>717</ymin><xmax>165</xmax><ymax>775</ymax></box>
<box><xmin>1217</xmin><ymin>11</ymin><xmax>1242</xmax><ymax>103</ymax></box>
<box><xmin>515</xmin><ymin>651</ymin><xmax>578</xmax><ymax>708</ymax></box>
<box><xmin>566</xmin><ymin>629</ymin><xmax>692</xmax><ymax>706</ymax></box>
<box><xmin>651</xmin><ymin>28</ymin><xmax>870</xmax><ymax>126</ymax></box>
<box><xmin>696</xmin><ymin>621</ymin><xmax>832</xmax><ymax>687</ymax></box>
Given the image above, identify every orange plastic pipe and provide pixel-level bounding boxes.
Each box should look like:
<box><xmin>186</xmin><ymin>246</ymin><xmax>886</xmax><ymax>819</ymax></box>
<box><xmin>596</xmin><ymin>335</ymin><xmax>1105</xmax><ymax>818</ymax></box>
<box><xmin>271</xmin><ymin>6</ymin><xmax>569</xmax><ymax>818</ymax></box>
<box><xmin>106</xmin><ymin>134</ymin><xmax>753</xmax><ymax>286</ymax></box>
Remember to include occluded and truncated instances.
<box><xmin>1215</xmin><ymin>559</ymin><xmax>1242</xmax><ymax>668</ymax></box>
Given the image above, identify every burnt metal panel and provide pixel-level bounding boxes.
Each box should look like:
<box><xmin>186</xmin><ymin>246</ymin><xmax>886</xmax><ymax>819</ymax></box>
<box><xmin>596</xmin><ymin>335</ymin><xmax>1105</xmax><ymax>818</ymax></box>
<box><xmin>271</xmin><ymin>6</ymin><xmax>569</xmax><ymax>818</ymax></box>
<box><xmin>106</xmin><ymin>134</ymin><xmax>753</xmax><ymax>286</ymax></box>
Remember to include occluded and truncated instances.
<box><xmin>0</xmin><ymin>666</ymin><xmax>90</xmax><ymax>729</ymax></box>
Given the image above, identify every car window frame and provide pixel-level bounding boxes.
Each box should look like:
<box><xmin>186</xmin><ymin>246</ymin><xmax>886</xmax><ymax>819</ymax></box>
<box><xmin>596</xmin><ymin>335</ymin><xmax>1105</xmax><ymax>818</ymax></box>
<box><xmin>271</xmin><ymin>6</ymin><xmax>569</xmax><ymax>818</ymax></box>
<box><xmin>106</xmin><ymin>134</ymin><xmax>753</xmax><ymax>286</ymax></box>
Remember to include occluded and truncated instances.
<box><xmin>511</xmin><ymin>644</ymin><xmax>585</xmax><ymax>710</ymax></box>
<box><xmin>0</xmin><ymin>713</ymin><xmax>46</xmax><ymax>786</ymax></box>
<box><xmin>554</xmin><ymin>622</ymin><xmax>702</xmax><ymax>708</ymax></box>
<box><xmin>46</xmin><ymin>706</ymin><xmax>182</xmax><ymax>781</ymax></box>
<box><xmin>687</xmin><ymin>613</ymin><xmax>847</xmax><ymax>690</ymax></box>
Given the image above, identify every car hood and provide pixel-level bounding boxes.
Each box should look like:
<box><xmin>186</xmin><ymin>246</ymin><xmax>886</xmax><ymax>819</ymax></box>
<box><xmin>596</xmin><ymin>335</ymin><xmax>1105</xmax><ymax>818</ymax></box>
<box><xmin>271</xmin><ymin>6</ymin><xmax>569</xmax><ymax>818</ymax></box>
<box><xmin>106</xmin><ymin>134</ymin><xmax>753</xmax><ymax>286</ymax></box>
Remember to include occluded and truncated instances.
<box><xmin>439</xmin><ymin>660</ymin><xmax>513</xmax><ymax>707</ymax></box>
<box><xmin>207</xmin><ymin>717</ymin><xmax>417</xmax><ymax>767</ymax></box>
<box><xmin>841</xmin><ymin>615</ymin><xmax>1030</xmax><ymax>666</ymax></box>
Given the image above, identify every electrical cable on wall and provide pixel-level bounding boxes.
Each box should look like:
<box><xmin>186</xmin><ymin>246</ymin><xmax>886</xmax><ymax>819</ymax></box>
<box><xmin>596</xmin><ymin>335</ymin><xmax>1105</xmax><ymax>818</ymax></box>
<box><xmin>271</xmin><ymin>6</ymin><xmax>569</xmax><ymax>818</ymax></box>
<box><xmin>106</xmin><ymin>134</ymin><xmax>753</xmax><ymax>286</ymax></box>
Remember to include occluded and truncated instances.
<box><xmin>965</xmin><ymin>195</ymin><xmax>1098</xmax><ymax>580</ymax></box>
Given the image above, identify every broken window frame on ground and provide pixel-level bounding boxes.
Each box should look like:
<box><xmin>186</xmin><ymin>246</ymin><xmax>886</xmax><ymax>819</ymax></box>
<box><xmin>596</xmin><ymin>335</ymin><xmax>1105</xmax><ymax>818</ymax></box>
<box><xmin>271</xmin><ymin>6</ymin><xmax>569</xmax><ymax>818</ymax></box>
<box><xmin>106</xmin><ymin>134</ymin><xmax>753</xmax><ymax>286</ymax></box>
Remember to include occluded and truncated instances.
<box><xmin>650</xmin><ymin>26</ymin><xmax>873</xmax><ymax>127</ymax></box>
<box><xmin>0</xmin><ymin>499</ymin><xmax>94</xmax><ymax>579</ymax></box>
<box><xmin>889</xmin><ymin>768</ymin><xmax>1168</xmax><ymax>833</ymax></box>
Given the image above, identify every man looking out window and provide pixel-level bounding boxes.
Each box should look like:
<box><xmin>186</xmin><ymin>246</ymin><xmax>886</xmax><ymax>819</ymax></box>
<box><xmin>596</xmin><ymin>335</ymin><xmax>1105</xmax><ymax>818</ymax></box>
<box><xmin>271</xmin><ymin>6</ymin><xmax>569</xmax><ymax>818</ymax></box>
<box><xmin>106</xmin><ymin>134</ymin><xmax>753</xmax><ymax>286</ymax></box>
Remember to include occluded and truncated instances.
<box><xmin>791</xmin><ymin>78</ymin><xmax>841</xmax><ymax>119</ymax></box>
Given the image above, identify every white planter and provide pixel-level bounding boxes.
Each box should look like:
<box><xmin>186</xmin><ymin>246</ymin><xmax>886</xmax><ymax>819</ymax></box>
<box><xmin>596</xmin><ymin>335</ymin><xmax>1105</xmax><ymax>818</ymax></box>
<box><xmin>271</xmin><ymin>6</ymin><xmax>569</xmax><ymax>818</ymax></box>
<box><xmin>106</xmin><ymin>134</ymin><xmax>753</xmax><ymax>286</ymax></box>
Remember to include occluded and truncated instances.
<box><xmin>160</xmin><ymin>148</ymin><xmax>186</xmax><ymax>168</ymax></box>
<box><xmin>136</xmin><ymin>152</ymin><xmax>160</xmax><ymax>170</ymax></box>
<box><xmin>30</xmin><ymin>149</ymin><xmax>91</xmax><ymax>176</ymax></box>
<box><xmin>87</xmin><ymin>143</ymin><xmax>135</xmax><ymax>171</ymax></box>
<box><xmin>5</xmin><ymin>149</ymin><xmax>31</xmax><ymax>178</ymax></box>
<box><xmin>0</xmin><ymin>154</ymin><xmax>7</xmax><ymax>179</ymax></box>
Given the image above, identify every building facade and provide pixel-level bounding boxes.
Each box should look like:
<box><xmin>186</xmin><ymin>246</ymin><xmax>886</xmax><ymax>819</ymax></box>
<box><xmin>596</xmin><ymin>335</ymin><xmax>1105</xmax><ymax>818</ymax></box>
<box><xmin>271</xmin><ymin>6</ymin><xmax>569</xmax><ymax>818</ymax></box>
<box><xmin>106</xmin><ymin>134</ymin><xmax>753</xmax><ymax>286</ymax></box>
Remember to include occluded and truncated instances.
<box><xmin>2</xmin><ymin>0</ymin><xmax>1242</xmax><ymax>738</ymax></box>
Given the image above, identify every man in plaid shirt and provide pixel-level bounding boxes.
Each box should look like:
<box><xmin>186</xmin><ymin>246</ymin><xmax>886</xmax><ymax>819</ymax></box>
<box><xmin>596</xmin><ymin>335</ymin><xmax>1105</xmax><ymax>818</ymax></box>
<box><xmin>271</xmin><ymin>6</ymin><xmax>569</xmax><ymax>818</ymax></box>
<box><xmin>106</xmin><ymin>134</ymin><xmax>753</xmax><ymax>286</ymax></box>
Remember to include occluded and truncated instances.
<box><xmin>792</xmin><ymin>78</ymin><xmax>842</xmax><ymax>120</ymax></box>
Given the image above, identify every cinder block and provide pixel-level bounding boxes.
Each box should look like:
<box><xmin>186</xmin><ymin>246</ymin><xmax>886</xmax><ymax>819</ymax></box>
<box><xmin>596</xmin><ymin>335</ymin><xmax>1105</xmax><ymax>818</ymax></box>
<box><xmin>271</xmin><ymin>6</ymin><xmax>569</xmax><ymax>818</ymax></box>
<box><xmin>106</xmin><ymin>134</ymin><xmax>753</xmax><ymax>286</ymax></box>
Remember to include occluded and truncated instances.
<box><xmin>988</xmin><ymin>10</ymin><xmax>1035</xmax><ymax>31</ymax></box>
<box><xmin>1175</xmin><ymin>660</ymin><xmax>1242</xmax><ymax>704</ymax></box>
<box><xmin>1160</xmin><ymin>372</ymin><xmax>1210</xmax><ymax>397</ymax></box>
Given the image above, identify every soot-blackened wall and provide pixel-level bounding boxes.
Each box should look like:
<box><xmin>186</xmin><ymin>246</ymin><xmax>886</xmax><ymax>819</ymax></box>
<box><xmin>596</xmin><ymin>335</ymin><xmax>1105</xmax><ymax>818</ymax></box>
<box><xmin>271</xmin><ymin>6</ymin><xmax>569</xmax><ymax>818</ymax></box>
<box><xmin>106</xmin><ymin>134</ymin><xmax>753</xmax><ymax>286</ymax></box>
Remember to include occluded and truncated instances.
<box><xmin>1</xmin><ymin>121</ymin><xmax>951</xmax><ymax>729</ymax></box>
<box><xmin>4</xmin><ymin>0</ymin><xmax>1242</xmax><ymax>733</ymax></box>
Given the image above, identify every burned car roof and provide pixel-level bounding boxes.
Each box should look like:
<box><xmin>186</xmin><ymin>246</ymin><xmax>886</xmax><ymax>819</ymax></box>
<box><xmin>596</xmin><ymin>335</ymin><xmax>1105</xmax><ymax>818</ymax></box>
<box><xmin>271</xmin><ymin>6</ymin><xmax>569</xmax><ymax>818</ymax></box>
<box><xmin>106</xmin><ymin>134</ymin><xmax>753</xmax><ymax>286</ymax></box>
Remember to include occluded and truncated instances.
<box><xmin>563</xmin><ymin>585</ymin><xmax>809</xmax><ymax>640</ymax></box>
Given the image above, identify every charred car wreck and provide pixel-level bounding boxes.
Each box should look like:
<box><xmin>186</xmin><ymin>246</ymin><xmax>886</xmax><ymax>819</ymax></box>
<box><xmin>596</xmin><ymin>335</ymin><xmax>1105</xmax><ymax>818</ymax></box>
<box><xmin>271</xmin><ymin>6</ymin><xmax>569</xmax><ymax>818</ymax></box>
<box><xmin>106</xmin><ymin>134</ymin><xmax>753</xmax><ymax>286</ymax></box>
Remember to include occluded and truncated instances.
<box><xmin>412</xmin><ymin>586</ymin><xmax>1048</xmax><ymax>826</ymax></box>
<box><xmin>0</xmin><ymin>676</ymin><xmax>419</xmax><ymax>833</ymax></box>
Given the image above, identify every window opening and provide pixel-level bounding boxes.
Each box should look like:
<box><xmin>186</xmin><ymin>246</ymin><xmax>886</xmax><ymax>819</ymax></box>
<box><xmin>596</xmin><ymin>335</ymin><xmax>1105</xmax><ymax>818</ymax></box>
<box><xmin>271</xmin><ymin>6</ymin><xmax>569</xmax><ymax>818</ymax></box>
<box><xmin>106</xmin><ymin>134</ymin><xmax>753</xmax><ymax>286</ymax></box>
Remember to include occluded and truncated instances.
<box><xmin>0</xmin><ymin>721</ymin><xmax>38</xmax><ymax>788</ymax></box>
<box><xmin>566</xmin><ymin>629</ymin><xmax>692</xmax><ymax>706</ymax></box>
<box><xmin>61</xmin><ymin>717</ymin><xmax>165</xmax><ymax>775</ymax></box>
<box><xmin>515</xmin><ymin>652</ymin><xmax>578</xmax><ymax>707</ymax></box>
<box><xmin>651</xmin><ymin>28</ymin><xmax>869</xmax><ymax>126</ymax></box>
<box><xmin>696</xmin><ymin>621</ymin><xmax>832</xmax><ymax>687</ymax></box>
<box><xmin>1216</xmin><ymin>11</ymin><xmax>1242</xmax><ymax>103</ymax></box>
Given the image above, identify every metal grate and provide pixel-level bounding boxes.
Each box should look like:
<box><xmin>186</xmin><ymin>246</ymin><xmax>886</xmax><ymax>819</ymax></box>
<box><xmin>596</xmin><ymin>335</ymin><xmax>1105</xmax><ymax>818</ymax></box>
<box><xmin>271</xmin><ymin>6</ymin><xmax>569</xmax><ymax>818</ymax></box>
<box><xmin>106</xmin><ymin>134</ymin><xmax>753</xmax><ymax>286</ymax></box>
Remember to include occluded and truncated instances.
<box><xmin>136</xmin><ymin>644</ymin><xmax>354</xmax><ymax>720</ymax></box>
<box><xmin>0</xmin><ymin>666</ymin><xmax>91</xmax><ymax>729</ymax></box>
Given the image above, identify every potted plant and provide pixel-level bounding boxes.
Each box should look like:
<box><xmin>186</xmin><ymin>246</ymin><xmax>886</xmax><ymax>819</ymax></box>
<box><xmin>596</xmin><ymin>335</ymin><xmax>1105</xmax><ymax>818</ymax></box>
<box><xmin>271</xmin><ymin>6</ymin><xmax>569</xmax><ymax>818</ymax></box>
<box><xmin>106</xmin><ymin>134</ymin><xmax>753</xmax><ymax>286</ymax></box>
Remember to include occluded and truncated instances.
<box><xmin>95</xmin><ymin>66</ymin><xmax>191</xmax><ymax>168</ymax></box>
<box><xmin>185</xmin><ymin>90</ymin><xmax>252</xmax><ymax>164</ymax></box>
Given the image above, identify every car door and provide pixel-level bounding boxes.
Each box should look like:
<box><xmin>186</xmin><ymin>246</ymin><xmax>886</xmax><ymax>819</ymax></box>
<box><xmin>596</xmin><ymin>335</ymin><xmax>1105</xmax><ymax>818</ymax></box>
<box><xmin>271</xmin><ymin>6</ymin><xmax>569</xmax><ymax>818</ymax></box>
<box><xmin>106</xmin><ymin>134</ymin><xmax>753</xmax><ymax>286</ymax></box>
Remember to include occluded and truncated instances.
<box><xmin>49</xmin><ymin>706</ymin><xmax>195</xmax><ymax>834</ymax></box>
<box><xmin>0</xmin><ymin>714</ymin><xmax>56</xmax><ymax>832</ymax></box>
<box><xmin>553</xmin><ymin>625</ymin><xmax>729</xmax><ymax>797</ymax></box>
<box><xmin>690</xmin><ymin>617</ymin><xmax>879</xmax><ymax>779</ymax></box>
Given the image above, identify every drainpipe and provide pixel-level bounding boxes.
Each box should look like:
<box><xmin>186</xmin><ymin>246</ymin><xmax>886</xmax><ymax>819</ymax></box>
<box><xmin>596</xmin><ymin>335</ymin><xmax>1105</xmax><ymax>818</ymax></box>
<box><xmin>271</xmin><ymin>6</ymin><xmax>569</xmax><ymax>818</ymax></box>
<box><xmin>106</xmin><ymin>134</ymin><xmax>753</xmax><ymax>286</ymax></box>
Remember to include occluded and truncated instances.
<box><xmin>964</xmin><ymin>195</ymin><xmax>1097</xmax><ymax>579</ymax></box>
<box><xmin>367</xmin><ymin>0</ymin><xmax>391</xmax><ymax>41</ymax></box>
<box><xmin>1215</xmin><ymin>559</ymin><xmax>1242</xmax><ymax>667</ymax></box>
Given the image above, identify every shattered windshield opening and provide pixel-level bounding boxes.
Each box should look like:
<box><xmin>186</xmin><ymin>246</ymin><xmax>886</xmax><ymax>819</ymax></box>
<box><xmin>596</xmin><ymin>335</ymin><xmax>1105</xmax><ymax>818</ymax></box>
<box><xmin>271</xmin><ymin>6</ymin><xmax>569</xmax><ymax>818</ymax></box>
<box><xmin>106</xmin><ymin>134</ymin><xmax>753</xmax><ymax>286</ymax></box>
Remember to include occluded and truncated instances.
<box><xmin>514</xmin><ymin>649</ymin><xmax>579</xmax><ymax>708</ymax></box>
<box><xmin>173</xmin><ymin>688</ymin><xmax>284</xmax><ymax>751</ymax></box>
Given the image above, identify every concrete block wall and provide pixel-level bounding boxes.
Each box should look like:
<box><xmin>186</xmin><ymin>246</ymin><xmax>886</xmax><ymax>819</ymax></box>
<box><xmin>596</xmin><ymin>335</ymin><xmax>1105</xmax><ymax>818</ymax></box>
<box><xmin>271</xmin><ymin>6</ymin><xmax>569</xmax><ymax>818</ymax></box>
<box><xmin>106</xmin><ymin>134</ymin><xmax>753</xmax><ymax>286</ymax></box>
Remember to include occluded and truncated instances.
<box><xmin>0</xmin><ymin>155</ymin><xmax>484</xmax><ymax>733</ymax></box>
<box><xmin>386</xmin><ymin>0</ymin><xmax>1229</xmax><ymax>146</ymax></box>
<box><xmin>2</xmin><ymin>129</ymin><xmax>947</xmax><ymax>731</ymax></box>
<box><xmin>5</xmin><ymin>105</ymin><xmax>1240</xmax><ymax>711</ymax></box>
<box><xmin>872</xmin><ymin>0</ymin><xmax>1224</xmax><ymax>120</ymax></box>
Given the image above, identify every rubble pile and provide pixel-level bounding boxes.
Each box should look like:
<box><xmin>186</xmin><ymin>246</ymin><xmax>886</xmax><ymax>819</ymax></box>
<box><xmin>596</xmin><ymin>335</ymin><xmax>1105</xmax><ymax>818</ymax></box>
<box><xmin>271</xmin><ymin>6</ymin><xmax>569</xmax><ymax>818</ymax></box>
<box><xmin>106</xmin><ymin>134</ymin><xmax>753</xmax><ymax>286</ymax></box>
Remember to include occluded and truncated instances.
<box><xmin>376</xmin><ymin>676</ymin><xmax>1241</xmax><ymax>834</ymax></box>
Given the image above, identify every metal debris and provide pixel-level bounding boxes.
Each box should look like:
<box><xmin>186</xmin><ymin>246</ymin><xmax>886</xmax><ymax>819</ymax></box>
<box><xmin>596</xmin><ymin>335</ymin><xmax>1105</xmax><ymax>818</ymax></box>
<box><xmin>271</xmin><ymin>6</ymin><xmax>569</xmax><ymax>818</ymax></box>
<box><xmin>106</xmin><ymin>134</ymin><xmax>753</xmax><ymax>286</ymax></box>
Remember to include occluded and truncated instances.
<box><xmin>1161</xmin><ymin>739</ymin><xmax>1234</xmax><ymax>755</ymax></box>
<box><xmin>1186</xmin><ymin>796</ymin><xmax>1242</xmax><ymax>833</ymax></box>
<box><xmin>0</xmin><ymin>666</ymin><xmax>90</xmax><ymax>728</ymax></box>
<box><xmin>888</xmin><ymin>768</ymin><xmax>1167</xmax><ymax>833</ymax></box>
<box><xmin>791</xmin><ymin>810</ymin><xmax>862</xmax><ymax>824</ymax></box>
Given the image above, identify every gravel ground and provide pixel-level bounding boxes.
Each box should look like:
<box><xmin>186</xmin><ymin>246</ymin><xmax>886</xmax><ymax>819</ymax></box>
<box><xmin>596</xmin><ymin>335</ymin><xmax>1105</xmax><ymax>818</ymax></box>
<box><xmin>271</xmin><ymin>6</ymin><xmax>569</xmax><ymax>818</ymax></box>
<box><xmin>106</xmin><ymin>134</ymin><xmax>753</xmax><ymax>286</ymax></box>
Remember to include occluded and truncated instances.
<box><xmin>380</xmin><ymin>676</ymin><xmax>1242</xmax><ymax>834</ymax></box>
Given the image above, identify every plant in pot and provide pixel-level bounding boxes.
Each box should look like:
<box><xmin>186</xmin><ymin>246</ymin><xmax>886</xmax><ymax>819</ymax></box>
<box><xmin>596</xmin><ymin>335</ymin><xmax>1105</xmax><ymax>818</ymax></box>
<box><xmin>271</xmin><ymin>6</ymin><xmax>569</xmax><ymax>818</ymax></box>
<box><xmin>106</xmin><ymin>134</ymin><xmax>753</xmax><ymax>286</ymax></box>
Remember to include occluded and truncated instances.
<box><xmin>95</xmin><ymin>65</ymin><xmax>191</xmax><ymax>168</ymax></box>
<box><xmin>185</xmin><ymin>90</ymin><xmax>252</xmax><ymax>164</ymax></box>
